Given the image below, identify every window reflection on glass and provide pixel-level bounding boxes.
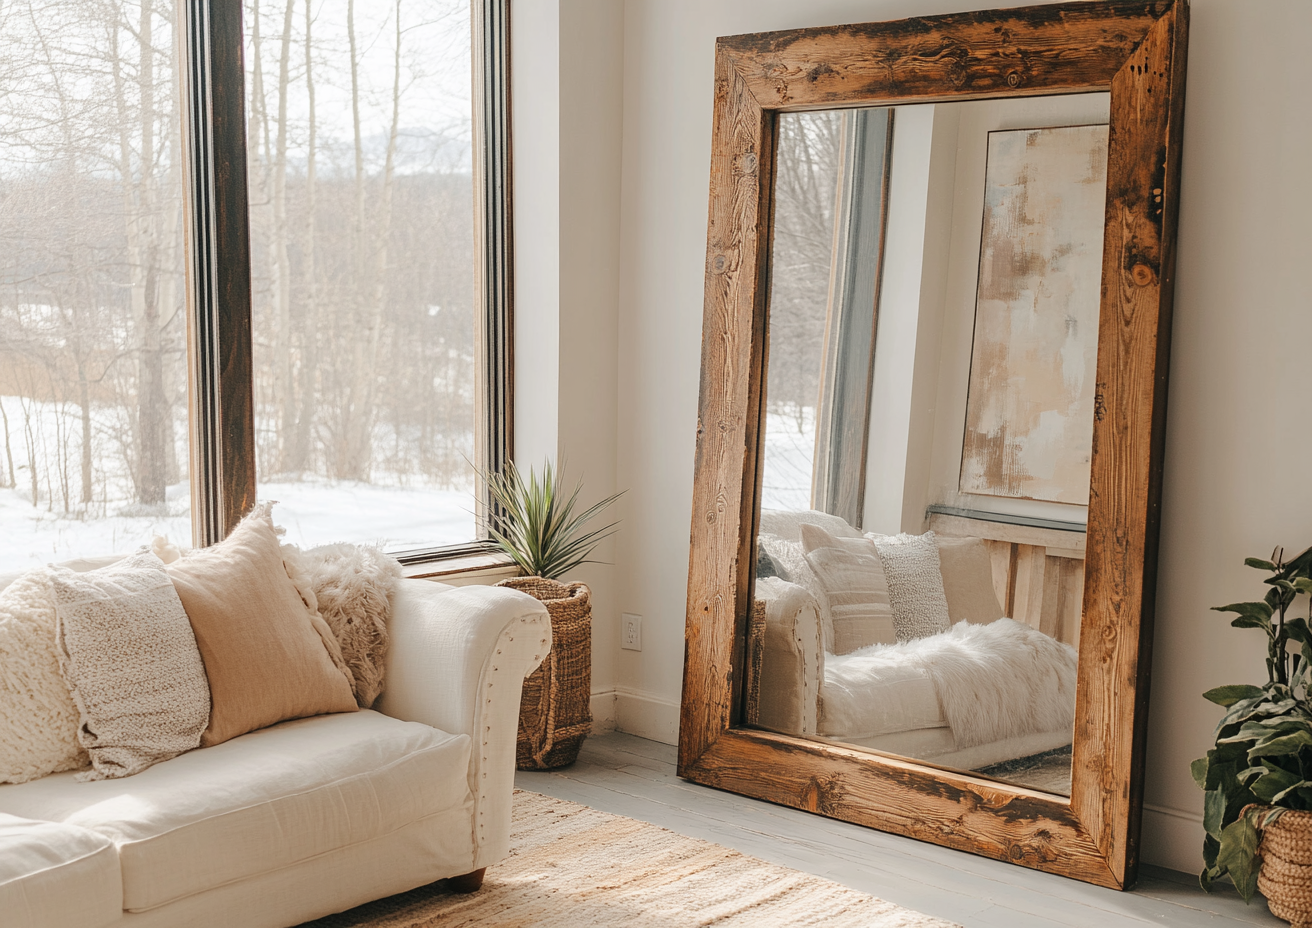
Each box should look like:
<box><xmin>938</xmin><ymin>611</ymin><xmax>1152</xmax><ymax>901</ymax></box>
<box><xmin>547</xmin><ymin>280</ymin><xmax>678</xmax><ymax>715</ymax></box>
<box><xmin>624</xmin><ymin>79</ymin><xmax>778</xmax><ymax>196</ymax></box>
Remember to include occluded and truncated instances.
<box><xmin>245</xmin><ymin>0</ymin><xmax>475</xmax><ymax>552</ymax></box>
<box><xmin>763</xmin><ymin>108</ymin><xmax>891</xmax><ymax>524</ymax></box>
<box><xmin>0</xmin><ymin>0</ymin><xmax>192</xmax><ymax>568</ymax></box>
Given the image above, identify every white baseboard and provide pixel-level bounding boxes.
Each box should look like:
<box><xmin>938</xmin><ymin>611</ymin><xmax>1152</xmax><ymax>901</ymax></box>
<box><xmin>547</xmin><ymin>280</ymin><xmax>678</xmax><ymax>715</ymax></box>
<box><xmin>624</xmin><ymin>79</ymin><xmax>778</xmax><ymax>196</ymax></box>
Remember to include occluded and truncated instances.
<box><xmin>590</xmin><ymin>691</ymin><xmax>617</xmax><ymax>732</ymax></box>
<box><xmin>1141</xmin><ymin>802</ymin><xmax>1204</xmax><ymax>875</ymax></box>
<box><xmin>589</xmin><ymin>687</ymin><xmax>679</xmax><ymax>745</ymax></box>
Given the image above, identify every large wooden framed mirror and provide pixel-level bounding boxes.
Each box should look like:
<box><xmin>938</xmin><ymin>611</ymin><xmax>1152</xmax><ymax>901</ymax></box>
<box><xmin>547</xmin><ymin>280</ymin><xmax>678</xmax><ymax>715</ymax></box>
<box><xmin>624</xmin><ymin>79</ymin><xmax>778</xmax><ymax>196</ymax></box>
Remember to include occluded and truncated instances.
<box><xmin>679</xmin><ymin>0</ymin><xmax>1188</xmax><ymax>889</ymax></box>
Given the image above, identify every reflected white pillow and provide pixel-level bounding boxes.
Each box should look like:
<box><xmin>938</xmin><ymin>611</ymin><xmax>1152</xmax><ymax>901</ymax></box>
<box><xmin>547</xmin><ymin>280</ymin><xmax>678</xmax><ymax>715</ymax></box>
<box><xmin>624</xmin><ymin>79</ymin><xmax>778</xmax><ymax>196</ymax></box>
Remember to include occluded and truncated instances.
<box><xmin>800</xmin><ymin>524</ymin><xmax>896</xmax><ymax>654</ymax></box>
<box><xmin>868</xmin><ymin>531</ymin><xmax>951</xmax><ymax>643</ymax></box>
<box><xmin>757</xmin><ymin>532</ymin><xmax>835</xmax><ymax>653</ymax></box>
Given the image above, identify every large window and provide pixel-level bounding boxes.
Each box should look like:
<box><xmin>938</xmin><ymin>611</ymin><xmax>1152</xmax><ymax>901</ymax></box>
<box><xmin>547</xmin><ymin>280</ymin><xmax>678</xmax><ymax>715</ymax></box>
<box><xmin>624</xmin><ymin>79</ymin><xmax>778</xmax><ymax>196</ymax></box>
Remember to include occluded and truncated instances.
<box><xmin>0</xmin><ymin>0</ymin><xmax>192</xmax><ymax>567</ymax></box>
<box><xmin>0</xmin><ymin>0</ymin><xmax>510</xmax><ymax>569</ymax></box>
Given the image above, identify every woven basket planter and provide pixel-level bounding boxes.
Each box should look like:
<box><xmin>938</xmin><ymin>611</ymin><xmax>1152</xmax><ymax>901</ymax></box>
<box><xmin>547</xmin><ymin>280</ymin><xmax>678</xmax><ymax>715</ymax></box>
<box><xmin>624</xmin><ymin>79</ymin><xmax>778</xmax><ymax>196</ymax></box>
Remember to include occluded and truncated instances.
<box><xmin>496</xmin><ymin>577</ymin><xmax>593</xmax><ymax>770</ymax></box>
<box><xmin>1260</xmin><ymin>809</ymin><xmax>1312</xmax><ymax>926</ymax></box>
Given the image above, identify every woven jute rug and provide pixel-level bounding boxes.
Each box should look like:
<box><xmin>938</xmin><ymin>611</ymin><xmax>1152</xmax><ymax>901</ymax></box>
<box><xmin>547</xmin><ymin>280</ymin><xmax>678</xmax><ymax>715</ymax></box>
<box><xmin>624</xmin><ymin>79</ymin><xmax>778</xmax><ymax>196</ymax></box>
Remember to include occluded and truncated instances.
<box><xmin>299</xmin><ymin>790</ymin><xmax>957</xmax><ymax>927</ymax></box>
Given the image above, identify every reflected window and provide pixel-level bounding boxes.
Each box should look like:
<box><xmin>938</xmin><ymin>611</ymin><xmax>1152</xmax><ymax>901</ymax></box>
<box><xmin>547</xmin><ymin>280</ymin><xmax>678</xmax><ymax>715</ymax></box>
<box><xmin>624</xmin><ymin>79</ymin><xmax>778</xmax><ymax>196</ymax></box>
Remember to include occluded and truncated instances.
<box><xmin>762</xmin><ymin>108</ymin><xmax>892</xmax><ymax>527</ymax></box>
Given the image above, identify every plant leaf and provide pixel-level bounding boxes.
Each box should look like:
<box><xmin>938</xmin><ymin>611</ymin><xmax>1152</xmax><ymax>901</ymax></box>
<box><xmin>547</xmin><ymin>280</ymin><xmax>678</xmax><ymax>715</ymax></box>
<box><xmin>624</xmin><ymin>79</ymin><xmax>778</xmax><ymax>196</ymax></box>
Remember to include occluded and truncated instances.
<box><xmin>1214</xmin><ymin>601</ymin><xmax>1274</xmax><ymax>621</ymax></box>
<box><xmin>1215</xmin><ymin>814</ymin><xmax>1261</xmax><ymax>903</ymax></box>
<box><xmin>1249</xmin><ymin>765</ymin><xmax>1304</xmax><ymax>802</ymax></box>
<box><xmin>1203</xmin><ymin>787</ymin><xmax>1228</xmax><ymax>839</ymax></box>
<box><xmin>1248</xmin><ymin>730</ymin><xmax>1312</xmax><ymax>759</ymax></box>
<box><xmin>1191</xmin><ymin>757</ymin><xmax>1209</xmax><ymax>790</ymax></box>
<box><xmin>1245</xmin><ymin>558</ymin><xmax>1279</xmax><ymax>571</ymax></box>
<box><xmin>1204</xmin><ymin>685</ymin><xmax>1265</xmax><ymax>707</ymax></box>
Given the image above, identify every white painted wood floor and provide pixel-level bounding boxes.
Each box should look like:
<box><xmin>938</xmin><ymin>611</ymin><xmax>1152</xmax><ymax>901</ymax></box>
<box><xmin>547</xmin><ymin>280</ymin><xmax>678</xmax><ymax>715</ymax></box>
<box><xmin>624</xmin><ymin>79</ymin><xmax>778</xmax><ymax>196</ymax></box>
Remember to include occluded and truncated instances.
<box><xmin>515</xmin><ymin>732</ymin><xmax>1284</xmax><ymax>928</ymax></box>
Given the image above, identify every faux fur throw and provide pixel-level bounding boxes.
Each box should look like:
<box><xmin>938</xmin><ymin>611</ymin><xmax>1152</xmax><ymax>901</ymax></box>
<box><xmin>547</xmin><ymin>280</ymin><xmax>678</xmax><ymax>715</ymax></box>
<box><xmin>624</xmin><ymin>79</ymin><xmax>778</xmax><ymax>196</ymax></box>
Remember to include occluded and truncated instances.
<box><xmin>284</xmin><ymin>544</ymin><xmax>402</xmax><ymax>709</ymax></box>
<box><xmin>852</xmin><ymin>618</ymin><xmax>1078</xmax><ymax>749</ymax></box>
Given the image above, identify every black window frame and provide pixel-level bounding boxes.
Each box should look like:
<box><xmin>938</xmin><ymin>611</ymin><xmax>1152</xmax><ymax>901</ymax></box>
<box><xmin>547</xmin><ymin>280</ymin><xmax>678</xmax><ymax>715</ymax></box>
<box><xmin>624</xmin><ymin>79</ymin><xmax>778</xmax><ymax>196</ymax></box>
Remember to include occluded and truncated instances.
<box><xmin>178</xmin><ymin>0</ymin><xmax>514</xmax><ymax>563</ymax></box>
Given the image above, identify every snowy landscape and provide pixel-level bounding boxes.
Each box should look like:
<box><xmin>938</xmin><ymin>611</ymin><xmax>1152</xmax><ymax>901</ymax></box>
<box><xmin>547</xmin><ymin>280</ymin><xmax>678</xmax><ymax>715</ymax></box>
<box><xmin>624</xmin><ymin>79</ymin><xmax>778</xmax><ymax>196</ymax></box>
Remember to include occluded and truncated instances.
<box><xmin>1</xmin><ymin>0</ymin><xmax>480</xmax><ymax>571</ymax></box>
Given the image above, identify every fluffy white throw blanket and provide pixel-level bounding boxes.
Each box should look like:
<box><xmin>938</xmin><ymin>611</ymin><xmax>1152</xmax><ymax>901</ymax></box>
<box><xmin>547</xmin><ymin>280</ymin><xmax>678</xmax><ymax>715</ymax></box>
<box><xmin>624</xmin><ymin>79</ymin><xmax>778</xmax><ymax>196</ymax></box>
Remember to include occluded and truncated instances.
<box><xmin>850</xmin><ymin>619</ymin><xmax>1078</xmax><ymax>749</ymax></box>
<box><xmin>284</xmin><ymin>544</ymin><xmax>402</xmax><ymax>709</ymax></box>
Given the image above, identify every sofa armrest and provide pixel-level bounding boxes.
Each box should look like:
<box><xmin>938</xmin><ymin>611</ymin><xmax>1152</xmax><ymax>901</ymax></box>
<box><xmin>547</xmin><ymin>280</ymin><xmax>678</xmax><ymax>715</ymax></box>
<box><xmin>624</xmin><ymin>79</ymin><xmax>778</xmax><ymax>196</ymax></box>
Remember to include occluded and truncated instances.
<box><xmin>375</xmin><ymin>579</ymin><xmax>550</xmax><ymax>868</ymax></box>
<box><xmin>754</xmin><ymin>577</ymin><xmax>822</xmax><ymax>737</ymax></box>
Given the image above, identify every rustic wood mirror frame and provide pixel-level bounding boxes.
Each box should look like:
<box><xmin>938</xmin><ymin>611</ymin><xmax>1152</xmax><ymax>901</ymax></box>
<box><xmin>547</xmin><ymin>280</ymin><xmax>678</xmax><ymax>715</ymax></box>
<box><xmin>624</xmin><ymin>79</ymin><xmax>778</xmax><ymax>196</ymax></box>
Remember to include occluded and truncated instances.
<box><xmin>679</xmin><ymin>0</ymin><xmax>1188</xmax><ymax>890</ymax></box>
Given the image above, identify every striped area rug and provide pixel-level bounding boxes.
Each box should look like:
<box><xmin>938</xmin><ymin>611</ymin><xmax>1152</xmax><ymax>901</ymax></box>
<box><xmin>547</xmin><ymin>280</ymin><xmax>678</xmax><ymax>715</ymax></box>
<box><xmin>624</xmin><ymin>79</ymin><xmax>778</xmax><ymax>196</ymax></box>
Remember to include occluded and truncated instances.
<box><xmin>299</xmin><ymin>790</ymin><xmax>957</xmax><ymax>927</ymax></box>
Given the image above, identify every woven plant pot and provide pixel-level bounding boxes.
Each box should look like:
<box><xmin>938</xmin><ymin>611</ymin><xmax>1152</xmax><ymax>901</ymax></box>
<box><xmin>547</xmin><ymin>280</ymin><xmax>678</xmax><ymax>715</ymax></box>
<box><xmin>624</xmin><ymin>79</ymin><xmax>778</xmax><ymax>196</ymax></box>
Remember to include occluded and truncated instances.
<box><xmin>1259</xmin><ymin>808</ymin><xmax>1312</xmax><ymax>926</ymax></box>
<box><xmin>496</xmin><ymin>577</ymin><xmax>593</xmax><ymax>770</ymax></box>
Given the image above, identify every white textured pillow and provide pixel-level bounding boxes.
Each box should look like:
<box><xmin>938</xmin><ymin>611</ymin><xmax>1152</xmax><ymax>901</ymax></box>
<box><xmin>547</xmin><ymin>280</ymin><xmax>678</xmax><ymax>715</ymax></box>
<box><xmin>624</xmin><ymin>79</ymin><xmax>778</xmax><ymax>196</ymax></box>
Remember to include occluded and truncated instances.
<box><xmin>0</xmin><ymin>571</ymin><xmax>87</xmax><ymax>783</ymax></box>
<box><xmin>757</xmin><ymin>532</ymin><xmax>835</xmax><ymax>652</ymax></box>
<box><xmin>800</xmin><ymin>524</ymin><xmax>896</xmax><ymax>654</ymax></box>
<box><xmin>285</xmin><ymin>543</ymin><xmax>401</xmax><ymax>708</ymax></box>
<box><xmin>52</xmin><ymin>551</ymin><xmax>210</xmax><ymax>780</ymax></box>
<box><xmin>868</xmin><ymin>531</ymin><xmax>952</xmax><ymax>643</ymax></box>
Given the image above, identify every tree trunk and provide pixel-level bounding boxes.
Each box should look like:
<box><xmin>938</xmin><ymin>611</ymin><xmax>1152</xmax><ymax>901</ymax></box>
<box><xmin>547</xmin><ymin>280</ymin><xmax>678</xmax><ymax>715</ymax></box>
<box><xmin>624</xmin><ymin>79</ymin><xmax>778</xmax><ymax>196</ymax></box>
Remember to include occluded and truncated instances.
<box><xmin>289</xmin><ymin>0</ymin><xmax>317</xmax><ymax>474</ymax></box>
<box><xmin>271</xmin><ymin>0</ymin><xmax>295</xmax><ymax>473</ymax></box>
<box><xmin>0</xmin><ymin>398</ymin><xmax>15</xmax><ymax>489</ymax></box>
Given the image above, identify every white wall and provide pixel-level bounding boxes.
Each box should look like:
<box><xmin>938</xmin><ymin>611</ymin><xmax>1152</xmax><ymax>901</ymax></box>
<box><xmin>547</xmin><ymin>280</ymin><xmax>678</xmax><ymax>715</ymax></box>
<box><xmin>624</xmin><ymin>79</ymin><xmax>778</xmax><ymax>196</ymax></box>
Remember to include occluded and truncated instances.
<box><xmin>514</xmin><ymin>0</ymin><xmax>1312</xmax><ymax>874</ymax></box>
<box><xmin>512</xmin><ymin>0</ymin><xmax>625</xmax><ymax>718</ymax></box>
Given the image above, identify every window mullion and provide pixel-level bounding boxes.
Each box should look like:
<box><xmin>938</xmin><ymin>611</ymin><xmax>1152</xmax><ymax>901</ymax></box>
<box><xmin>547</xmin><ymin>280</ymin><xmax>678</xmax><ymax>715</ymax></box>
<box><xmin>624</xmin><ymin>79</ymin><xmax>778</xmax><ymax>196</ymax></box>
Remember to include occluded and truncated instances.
<box><xmin>178</xmin><ymin>0</ymin><xmax>256</xmax><ymax>547</ymax></box>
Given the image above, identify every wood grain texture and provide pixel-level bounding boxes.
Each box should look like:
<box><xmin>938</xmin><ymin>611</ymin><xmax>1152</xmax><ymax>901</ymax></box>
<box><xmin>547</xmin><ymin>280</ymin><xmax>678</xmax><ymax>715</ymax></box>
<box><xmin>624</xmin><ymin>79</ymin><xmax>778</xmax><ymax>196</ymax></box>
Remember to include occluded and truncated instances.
<box><xmin>928</xmin><ymin>511</ymin><xmax>1087</xmax><ymax>552</ymax></box>
<box><xmin>679</xmin><ymin>54</ymin><xmax>772</xmax><ymax>771</ymax></box>
<box><xmin>681</xmin><ymin>0</ymin><xmax>1188</xmax><ymax>891</ymax></box>
<box><xmin>1074</xmin><ymin>1</ymin><xmax>1188</xmax><ymax>886</ymax></box>
<box><xmin>717</xmin><ymin>1</ymin><xmax>1168</xmax><ymax>110</ymax></box>
<box><xmin>685</xmin><ymin>729</ymin><xmax>1119</xmax><ymax>888</ymax></box>
<box><xmin>1013</xmin><ymin>545</ymin><xmax>1048</xmax><ymax>630</ymax></box>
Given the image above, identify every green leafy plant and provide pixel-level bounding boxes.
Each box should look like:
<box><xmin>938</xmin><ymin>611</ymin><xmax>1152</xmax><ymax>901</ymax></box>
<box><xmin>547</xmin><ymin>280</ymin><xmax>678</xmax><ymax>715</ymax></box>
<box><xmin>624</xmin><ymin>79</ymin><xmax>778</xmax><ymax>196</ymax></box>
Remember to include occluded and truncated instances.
<box><xmin>1194</xmin><ymin>545</ymin><xmax>1312</xmax><ymax>901</ymax></box>
<box><xmin>479</xmin><ymin>459</ymin><xmax>623</xmax><ymax>580</ymax></box>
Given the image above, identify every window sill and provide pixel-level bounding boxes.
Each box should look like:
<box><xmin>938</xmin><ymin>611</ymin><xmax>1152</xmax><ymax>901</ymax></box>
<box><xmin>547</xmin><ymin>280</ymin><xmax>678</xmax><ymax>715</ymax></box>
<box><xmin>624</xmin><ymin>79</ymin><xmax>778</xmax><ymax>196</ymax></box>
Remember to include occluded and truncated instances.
<box><xmin>401</xmin><ymin>550</ymin><xmax>520</xmax><ymax>586</ymax></box>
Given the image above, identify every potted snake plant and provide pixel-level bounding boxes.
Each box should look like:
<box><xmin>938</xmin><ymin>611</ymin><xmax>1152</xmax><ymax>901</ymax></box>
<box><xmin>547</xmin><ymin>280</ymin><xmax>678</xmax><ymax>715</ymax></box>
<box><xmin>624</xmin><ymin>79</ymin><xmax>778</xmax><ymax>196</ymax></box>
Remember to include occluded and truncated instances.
<box><xmin>1194</xmin><ymin>545</ymin><xmax>1312</xmax><ymax>923</ymax></box>
<box><xmin>480</xmin><ymin>460</ymin><xmax>622</xmax><ymax>770</ymax></box>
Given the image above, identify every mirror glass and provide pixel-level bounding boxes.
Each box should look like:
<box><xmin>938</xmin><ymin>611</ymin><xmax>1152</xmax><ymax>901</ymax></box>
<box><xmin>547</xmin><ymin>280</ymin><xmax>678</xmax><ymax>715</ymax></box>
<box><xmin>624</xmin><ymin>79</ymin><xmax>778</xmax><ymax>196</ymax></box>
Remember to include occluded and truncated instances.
<box><xmin>748</xmin><ymin>93</ymin><xmax>1109</xmax><ymax>796</ymax></box>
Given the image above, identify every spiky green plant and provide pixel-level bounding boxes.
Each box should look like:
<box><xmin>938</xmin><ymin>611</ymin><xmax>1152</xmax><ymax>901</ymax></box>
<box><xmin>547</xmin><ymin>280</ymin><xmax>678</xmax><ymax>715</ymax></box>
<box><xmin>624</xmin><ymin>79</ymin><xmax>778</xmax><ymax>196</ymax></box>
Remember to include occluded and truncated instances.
<box><xmin>480</xmin><ymin>460</ymin><xmax>623</xmax><ymax>580</ymax></box>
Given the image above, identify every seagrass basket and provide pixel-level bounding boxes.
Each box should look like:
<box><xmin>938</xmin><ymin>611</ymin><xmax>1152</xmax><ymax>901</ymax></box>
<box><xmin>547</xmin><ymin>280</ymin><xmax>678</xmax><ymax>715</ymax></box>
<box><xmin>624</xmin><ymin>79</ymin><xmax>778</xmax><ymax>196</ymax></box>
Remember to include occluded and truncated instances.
<box><xmin>1258</xmin><ymin>808</ymin><xmax>1312</xmax><ymax>926</ymax></box>
<box><xmin>495</xmin><ymin>577</ymin><xmax>593</xmax><ymax>770</ymax></box>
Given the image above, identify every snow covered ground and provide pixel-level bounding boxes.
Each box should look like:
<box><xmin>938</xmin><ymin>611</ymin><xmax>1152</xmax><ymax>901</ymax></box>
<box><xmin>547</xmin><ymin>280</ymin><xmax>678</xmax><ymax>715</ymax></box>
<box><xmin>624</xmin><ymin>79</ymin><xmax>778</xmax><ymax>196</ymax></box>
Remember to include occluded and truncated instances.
<box><xmin>760</xmin><ymin>407</ymin><xmax>817</xmax><ymax>512</ymax></box>
<box><xmin>0</xmin><ymin>393</ymin><xmax>478</xmax><ymax>570</ymax></box>
<box><xmin>0</xmin><ymin>479</ymin><xmax>477</xmax><ymax>569</ymax></box>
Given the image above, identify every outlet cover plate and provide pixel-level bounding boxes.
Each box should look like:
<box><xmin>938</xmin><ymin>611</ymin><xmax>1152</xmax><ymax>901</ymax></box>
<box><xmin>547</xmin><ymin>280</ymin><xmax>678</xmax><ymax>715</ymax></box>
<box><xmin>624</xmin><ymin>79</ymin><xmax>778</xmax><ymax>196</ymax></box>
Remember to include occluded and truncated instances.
<box><xmin>622</xmin><ymin>613</ymin><xmax>642</xmax><ymax>651</ymax></box>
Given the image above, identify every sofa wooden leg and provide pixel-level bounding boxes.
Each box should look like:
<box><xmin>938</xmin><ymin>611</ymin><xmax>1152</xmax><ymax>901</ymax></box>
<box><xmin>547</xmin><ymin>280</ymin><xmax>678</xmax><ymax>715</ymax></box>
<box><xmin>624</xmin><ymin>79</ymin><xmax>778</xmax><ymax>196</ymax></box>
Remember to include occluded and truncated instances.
<box><xmin>446</xmin><ymin>868</ymin><xmax>486</xmax><ymax>893</ymax></box>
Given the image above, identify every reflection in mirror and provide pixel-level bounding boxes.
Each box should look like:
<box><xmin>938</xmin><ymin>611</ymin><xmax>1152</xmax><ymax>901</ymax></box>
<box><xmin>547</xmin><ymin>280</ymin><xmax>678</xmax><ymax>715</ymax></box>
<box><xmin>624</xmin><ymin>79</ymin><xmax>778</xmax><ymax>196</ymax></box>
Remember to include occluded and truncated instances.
<box><xmin>749</xmin><ymin>94</ymin><xmax>1109</xmax><ymax>797</ymax></box>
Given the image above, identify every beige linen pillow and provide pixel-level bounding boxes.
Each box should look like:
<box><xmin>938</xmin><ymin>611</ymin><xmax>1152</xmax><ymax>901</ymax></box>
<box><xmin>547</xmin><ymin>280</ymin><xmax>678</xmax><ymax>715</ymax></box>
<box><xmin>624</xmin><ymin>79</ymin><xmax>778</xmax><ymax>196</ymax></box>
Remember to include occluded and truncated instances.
<box><xmin>0</xmin><ymin>571</ymin><xmax>87</xmax><ymax>783</ymax></box>
<box><xmin>935</xmin><ymin>535</ymin><xmax>1006</xmax><ymax>624</ymax></box>
<box><xmin>800</xmin><ymin>524</ymin><xmax>896</xmax><ymax>654</ymax></box>
<box><xmin>51</xmin><ymin>552</ymin><xmax>210</xmax><ymax>780</ymax></box>
<box><xmin>168</xmin><ymin>503</ymin><xmax>357</xmax><ymax>747</ymax></box>
<box><xmin>868</xmin><ymin>531</ymin><xmax>952</xmax><ymax>643</ymax></box>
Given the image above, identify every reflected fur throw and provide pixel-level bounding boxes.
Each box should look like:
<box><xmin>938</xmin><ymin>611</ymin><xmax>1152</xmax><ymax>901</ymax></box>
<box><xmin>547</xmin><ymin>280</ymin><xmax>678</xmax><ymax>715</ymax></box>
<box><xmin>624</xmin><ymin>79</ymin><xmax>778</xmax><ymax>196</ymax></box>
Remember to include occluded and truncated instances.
<box><xmin>848</xmin><ymin>618</ymin><xmax>1078</xmax><ymax>749</ymax></box>
<box><xmin>284</xmin><ymin>544</ymin><xmax>402</xmax><ymax>709</ymax></box>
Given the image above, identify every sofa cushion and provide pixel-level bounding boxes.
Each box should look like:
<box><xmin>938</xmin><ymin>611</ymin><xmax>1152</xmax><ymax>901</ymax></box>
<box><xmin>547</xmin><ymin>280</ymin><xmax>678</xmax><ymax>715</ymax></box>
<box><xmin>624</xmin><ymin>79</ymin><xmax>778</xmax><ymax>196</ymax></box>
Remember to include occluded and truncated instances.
<box><xmin>0</xmin><ymin>710</ymin><xmax>472</xmax><ymax>913</ymax></box>
<box><xmin>0</xmin><ymin>570</ymin><xmax>88</xmax><ymax>784</ymax></box>
<box><xmin>51</xmin><ymin>552</ymin><xmax>210</xmax><ymax>780</ymax></box>
<box><xmin>0</xmin><ymin>813</ymin><xmax>121</xmax><ymax>928</ymax></box>
<box><xmin>166</xmin><ymin>502</ymin><xmax>357</xmax><ymax>747</ymax></box>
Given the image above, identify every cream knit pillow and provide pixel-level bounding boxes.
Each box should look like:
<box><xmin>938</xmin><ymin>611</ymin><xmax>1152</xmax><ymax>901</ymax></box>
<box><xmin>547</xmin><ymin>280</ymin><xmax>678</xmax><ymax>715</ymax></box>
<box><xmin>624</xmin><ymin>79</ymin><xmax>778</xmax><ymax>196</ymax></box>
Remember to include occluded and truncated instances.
<box><xmin>0</xmin><ymin>571</ymin><xmax>87</xmax><ymax>784</ymax></box>
<box><xmin>51</xmin><ymin>551</ymin><xmax>210</xmax><ymax>780</ymax></box>
<box><xmin>868</xmin><ymin>531</ymin><xmax>952</xmax><ymax>643</ymax></box>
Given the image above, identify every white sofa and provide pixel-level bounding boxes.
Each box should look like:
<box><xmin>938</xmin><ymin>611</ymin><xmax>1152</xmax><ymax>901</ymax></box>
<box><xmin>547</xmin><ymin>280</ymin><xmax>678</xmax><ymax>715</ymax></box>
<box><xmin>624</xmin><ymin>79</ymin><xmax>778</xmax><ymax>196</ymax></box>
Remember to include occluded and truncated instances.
<box><xmin>753</xmin><ymin>510</ymin><xmax>1073</xmax><ymax>771</ymax></box>
<box><xmin>0</xmin><ymin>578</ymin><xmax>550</xmax><ymax>928</ymax></box>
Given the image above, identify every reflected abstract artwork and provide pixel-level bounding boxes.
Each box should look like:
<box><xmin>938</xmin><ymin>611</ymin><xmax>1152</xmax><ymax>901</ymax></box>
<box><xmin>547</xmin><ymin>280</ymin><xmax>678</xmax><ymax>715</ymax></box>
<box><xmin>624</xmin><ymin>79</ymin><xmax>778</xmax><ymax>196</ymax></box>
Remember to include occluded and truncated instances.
<box><xmin>961</xmin><ymin>124</ymin><xmax>1108</xmax><ymax>505</ymax></box>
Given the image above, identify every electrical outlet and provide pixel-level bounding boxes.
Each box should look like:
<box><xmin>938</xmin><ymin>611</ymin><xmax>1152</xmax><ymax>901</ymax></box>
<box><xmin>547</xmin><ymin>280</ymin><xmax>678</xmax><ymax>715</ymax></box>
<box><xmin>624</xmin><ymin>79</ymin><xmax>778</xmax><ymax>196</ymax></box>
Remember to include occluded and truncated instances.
<box><xmin>621</xmin><ymin>613</ymin><xmax>642</xmax><ymax>651</ymax></box>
